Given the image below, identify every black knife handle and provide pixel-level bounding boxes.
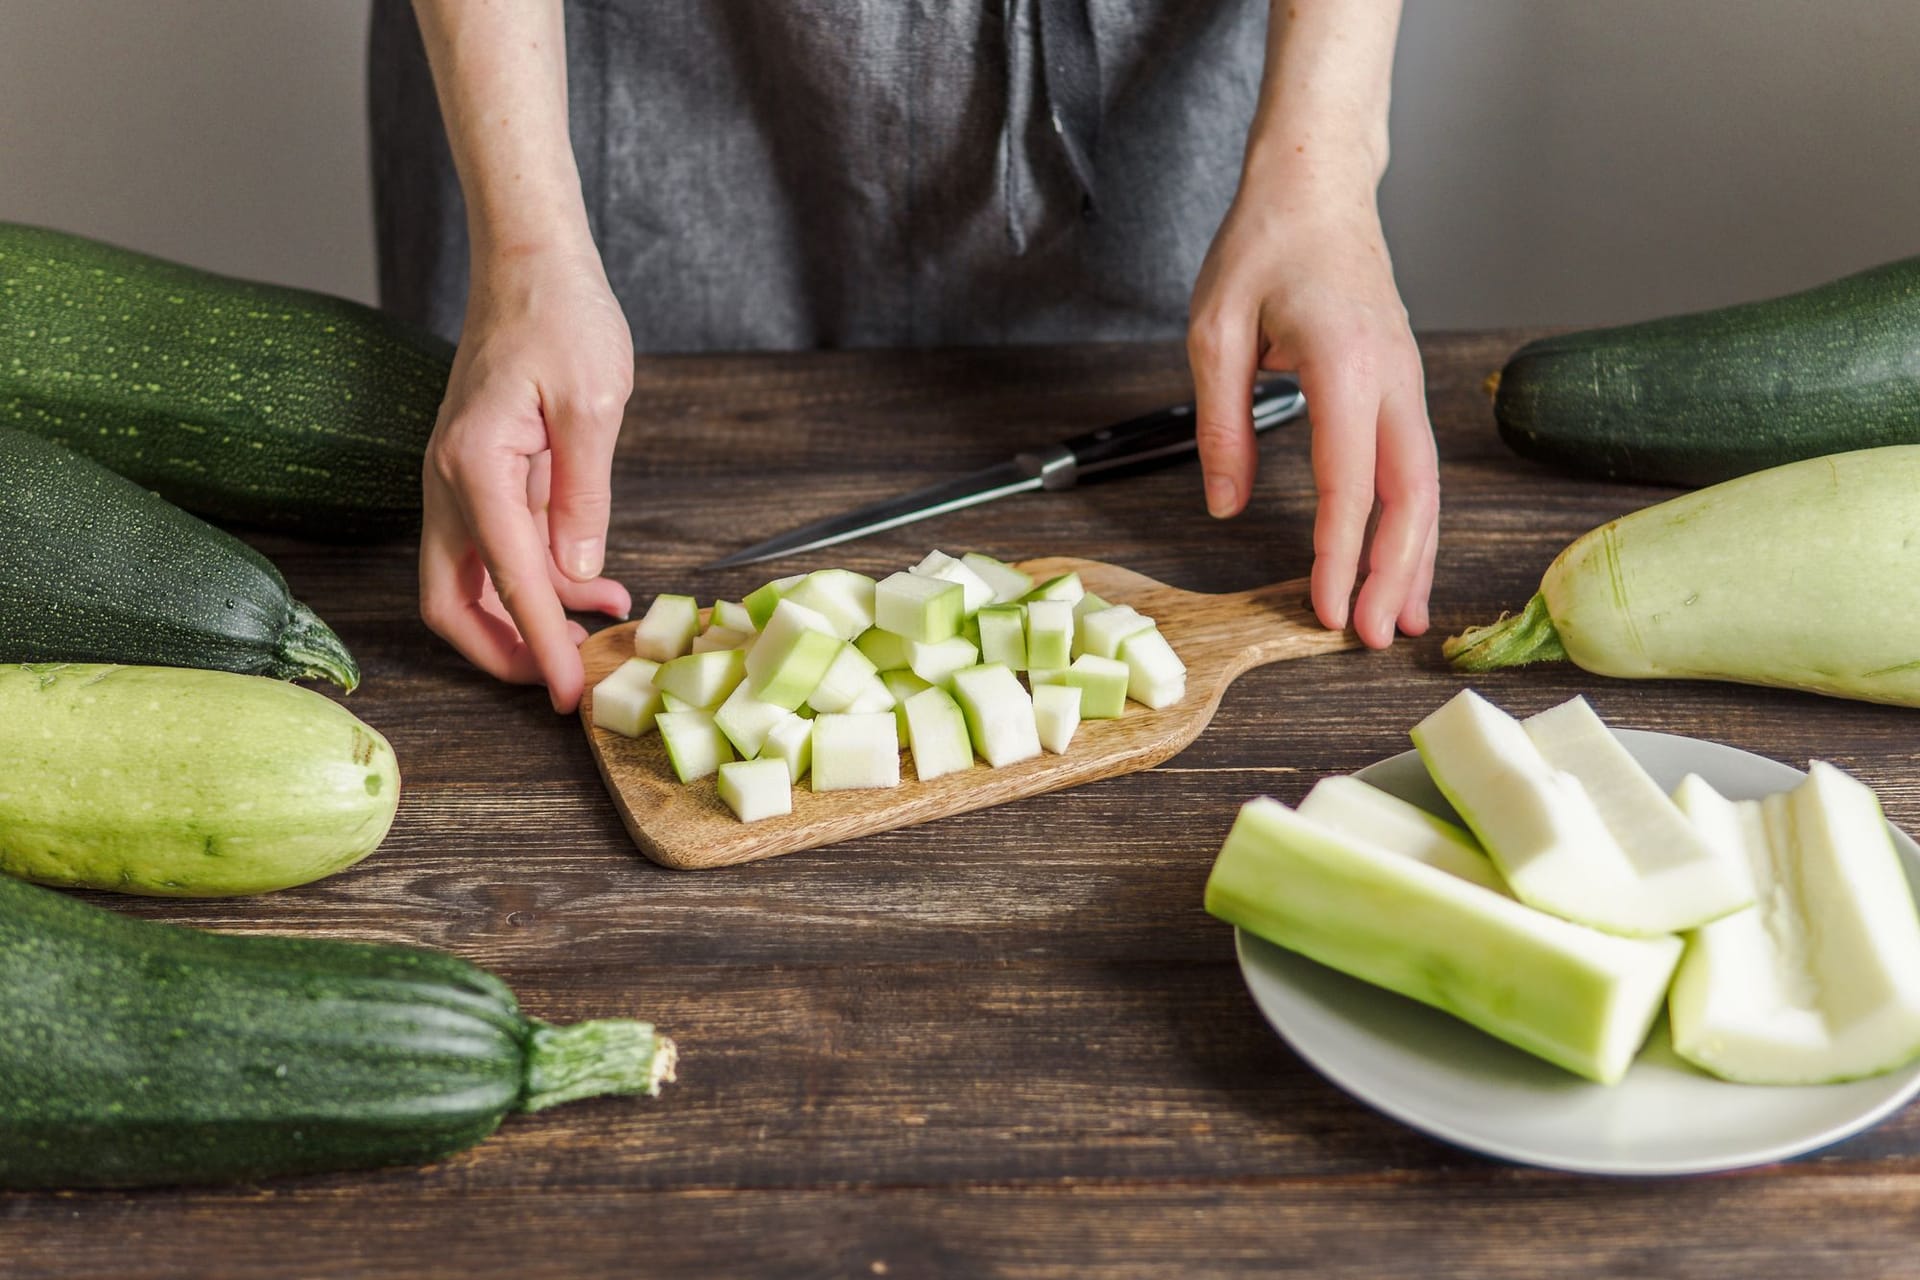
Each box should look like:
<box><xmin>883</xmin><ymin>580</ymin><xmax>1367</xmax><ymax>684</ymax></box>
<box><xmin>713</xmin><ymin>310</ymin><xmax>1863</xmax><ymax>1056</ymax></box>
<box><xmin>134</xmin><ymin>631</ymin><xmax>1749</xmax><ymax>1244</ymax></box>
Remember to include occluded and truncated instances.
<box><xmin>1037</xmin><ymin>376</ymin><xmax>1306</xmax><ymax>489</ymax></box>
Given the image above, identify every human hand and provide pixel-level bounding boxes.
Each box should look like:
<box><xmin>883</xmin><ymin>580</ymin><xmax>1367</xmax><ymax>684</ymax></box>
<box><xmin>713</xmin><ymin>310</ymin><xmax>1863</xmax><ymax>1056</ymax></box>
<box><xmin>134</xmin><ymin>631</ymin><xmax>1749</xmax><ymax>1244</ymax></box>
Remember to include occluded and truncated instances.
<box><xmin>1188</xmin><ymin>178</ymin><xmax>1438</xmax><ymax>651</ymax></box>
<box><xmin>419</xmin><ymin>244</ymin><xmax>635</xmax><ymax>712</ymax></box>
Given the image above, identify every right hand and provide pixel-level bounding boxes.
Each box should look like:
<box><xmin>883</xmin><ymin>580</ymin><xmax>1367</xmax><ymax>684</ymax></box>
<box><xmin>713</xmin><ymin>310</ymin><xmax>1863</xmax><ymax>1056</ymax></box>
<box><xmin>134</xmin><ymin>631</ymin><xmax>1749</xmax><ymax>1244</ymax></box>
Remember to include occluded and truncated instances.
<box><xmin>419</xmin><ymin>243</ymin><xmax>635</xmax><ymax>713</ymax></box>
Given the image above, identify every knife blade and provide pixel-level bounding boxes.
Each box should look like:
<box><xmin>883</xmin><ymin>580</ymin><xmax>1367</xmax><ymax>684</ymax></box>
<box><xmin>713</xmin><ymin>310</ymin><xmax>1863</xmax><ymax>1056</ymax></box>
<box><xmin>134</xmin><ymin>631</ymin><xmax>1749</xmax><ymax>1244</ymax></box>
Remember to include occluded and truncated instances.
<box><xmin>701</xmin><ymin>377</ymin><xmax>1305</xmax><ymax>570</ymax></box>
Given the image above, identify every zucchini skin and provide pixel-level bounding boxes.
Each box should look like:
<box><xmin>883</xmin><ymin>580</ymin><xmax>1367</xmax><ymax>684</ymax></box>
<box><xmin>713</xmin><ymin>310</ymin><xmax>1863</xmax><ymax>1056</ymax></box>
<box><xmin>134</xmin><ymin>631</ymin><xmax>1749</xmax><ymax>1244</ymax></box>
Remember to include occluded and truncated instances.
<box><xmin>0</xmin><ymin>222</ymin><xmax>453</xmax><ymax>539</ymax></box>
<box><xmin>0</xmin><ymin>870</ymin><xmax>673</xmax><ymax>1189</ymax></box>
<box><xmin>0</xmin><ymin>663</ymin><xmax>400</xmax><ymax>896</ymax></box>
<box><xmin>0</xmin><ymin>425</ymin><xmax>358</xmax><ymax>690</ymax></box>
<box><xmin>1495</xmin><ymin>257</ymin><xmax>1920</xmax><ymax>486</ymax></box>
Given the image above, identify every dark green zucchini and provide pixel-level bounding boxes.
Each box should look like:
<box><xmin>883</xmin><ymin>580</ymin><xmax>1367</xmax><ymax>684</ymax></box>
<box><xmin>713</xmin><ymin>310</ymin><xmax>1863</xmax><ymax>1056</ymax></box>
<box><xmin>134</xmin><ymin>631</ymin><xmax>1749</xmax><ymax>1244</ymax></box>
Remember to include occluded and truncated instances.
<box><xmin>0</xmin><ymin>425</ymin><xmax>358</xmax><ymax>690</ymax></box>
<box><xmin>0</xmin><ymin>870</ymin><xmax>675</xmax><ymax>1188</ymax></box>
<box><xmin>1494</xmin><ymin>257</ymin><xmax>1920</xmax><ymax>486</ymax></box>
<box><xmin>0</xmin><ymin>221</ymin><xmax>453</xmax><ymax>538</ymax></box>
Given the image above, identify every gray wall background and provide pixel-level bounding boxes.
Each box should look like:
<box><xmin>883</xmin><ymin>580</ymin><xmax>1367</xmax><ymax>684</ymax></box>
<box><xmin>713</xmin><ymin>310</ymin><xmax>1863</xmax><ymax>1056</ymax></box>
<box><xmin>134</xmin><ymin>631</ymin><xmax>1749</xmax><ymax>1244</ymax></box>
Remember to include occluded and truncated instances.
<box><xmin>2</xmin><ymin>1</ymin><xmax>1914</xmax><ymax>330</ymax></box>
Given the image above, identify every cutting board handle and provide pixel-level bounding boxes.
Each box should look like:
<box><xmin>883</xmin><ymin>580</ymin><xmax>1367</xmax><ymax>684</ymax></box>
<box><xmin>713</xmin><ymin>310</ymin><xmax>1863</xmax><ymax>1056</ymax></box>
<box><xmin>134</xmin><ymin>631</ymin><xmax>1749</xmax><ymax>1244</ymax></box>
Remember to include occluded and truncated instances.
<box><xmin>1161</xmin><ymin>576</ymin><xmax>1362</xmax><ymax>684</ymax></box>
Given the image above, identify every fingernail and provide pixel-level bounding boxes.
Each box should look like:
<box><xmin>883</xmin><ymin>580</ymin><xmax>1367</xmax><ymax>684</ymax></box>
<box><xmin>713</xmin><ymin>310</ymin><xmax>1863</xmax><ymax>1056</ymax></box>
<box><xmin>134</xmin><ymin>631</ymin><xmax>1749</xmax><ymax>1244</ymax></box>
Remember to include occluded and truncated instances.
<box><xmin>565</xmin><ymin>538</ymin><xmax>604</xmax><ymax>581</ymax></box>
<box><xmin>1205</xmin><ymin>474</ymin><xmax>1238</xmax><ymax>518</ymax></box>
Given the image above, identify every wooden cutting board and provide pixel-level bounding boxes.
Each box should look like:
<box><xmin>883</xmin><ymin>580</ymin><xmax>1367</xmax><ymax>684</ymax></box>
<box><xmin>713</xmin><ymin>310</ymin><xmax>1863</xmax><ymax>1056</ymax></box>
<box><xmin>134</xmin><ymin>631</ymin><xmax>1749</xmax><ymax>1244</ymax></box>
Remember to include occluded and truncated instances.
<box><xmin>579</xmin><ymin>557</ymin><xmax>1360</xmax><ymax>869</ymax></box>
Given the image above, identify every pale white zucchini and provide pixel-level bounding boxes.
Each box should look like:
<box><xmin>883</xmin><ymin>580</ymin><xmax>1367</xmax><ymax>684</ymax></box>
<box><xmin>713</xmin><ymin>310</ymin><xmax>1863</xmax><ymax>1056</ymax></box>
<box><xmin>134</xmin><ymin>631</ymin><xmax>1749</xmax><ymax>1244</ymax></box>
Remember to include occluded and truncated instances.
<box><xmin>949</xmin><ymin>664</ymin><xmax>1041</xmax><ymax>767</ymax></box>
<box><xmin>717</xmin><ymin>758</ymin><xmax>792</xmax><ymax>822</ymax></box>
<box><xmin>811</xmin><ymin>712</ymin><xmax>902</xmax><ymax>791</ymax></box>
<box><xmin>903</xmin><ymin>686</ymin><xmax>975</xmax><ymax>781</ymax></box>
<box><xmin>632</xmin><ymin>593</ymin><xmax>700</xmax><ymax>662</ymax></box>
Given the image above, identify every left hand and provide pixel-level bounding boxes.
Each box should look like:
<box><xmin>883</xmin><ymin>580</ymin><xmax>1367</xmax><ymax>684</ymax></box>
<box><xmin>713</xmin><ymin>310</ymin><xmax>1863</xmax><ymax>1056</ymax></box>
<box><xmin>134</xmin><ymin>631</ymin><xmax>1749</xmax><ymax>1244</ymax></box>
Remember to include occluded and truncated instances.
<box><xmin>1187</xmin><ymin>178</ymin><xmax>1439</xmax><ymax>651</ymax></box>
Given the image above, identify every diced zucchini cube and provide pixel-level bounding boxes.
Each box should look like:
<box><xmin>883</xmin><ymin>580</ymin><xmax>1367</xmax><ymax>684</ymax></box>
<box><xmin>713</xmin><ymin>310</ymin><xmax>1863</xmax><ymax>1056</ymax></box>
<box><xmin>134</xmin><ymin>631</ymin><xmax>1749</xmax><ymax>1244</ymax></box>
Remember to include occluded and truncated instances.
<box><xmin>1064</xmin><ymin>654</ymin><xmax>1130</xmax><ymax>719</ymax></box>
<box><xmin>976</xmin><ymin>604</ymin><xmax>1028</xmax><ymax>670</ymax></box>
<box><xmin>760</xmin><ymin>713</ymin><xmax>813</xmax><ymax>782</ymax></box>
<box><xmin>855</xmin><ymin>627</ymin><xmax>915</xmax><ymax>672</ymax></box>
<box><xmin>632</xmin><ymin>593</ymin><xmax>700</xmax><ymax>662</ymax></box>
<box><xmin>717</xmin><ymin>758</ymin><xmax>792</xmax><ymax>822</ymax></box>
<box><xmin>1031</xmin><ymin>682</ymin><xmax>1082</xmax><ymax>753</ymax></box>
<box><xmin>881</xmin><ymin>670</ymin><xmax>933</xmax><ymax>744</ymax></box>
<box><xmin>949</xmin><ymin>663</ymin><xmax>1041</xmax><ymax>767</ymax></box>
<box><xmin>1022</xmin><ymin>572</ymin><xmax>1085</xmax><ymax>605</ymax></box>
<box><xmin>785</xmin><ymin>569</ymin><xmax>878</xmax><ymax>641</ymax></box>
<box><xmin>746</xmin><ymin>599</ymin><xmax>845</xmax><ymax>709</ymax></box>
<box><xmin>691</xmin><ymin>624</ymin><xmax>755</xmax><ymax>653</ymax></box>
<box><xmin>844</xmin><ymin>677</ymin><xmax>898</xmax><ymax>715</ymax></box>
<box><xmin>660</xmin><ymin>691</ymin><xmax>699</xmax><ymax>714</ymax></box>
<box><xmin>910</xmin><ymin>550</ymin><xmax>996</xmax><ymax>616</ymax></box>
<box><xmin>657</xmin><ymin>710</ymin><xmax>736</xmax><ymax>782</ymax></box>
<box><xmin>744</xmin><ymin>574</ymin><xmax>808</xmax><ymax>629</ymax></box>
<box><xmin>960</xmin><ymin>552</ymin><xmax>1034</xmax><ymax>604</ymax></box>
<box><xmin>714</xmin><ymin>681</ymin><xmax>800</xmax><ymax>757</ymax></box>
<box><xmin>905</xmin><ymin>635</ymin><xmax>980</xmax><ymax>686</ymax></box>
<box><xmin>590</xmin><ymin>658</ymin><xmax>665</xmax><ymax>738</ymax></box>
<box><xmin>875</xmin><ymin>571</ymin><xmax>964</xmax><ymax>642</ymax></box>
<box><xmin>1026</xmin><ymin>667</ymin><xmax>1070</xmax><ymax>687</ymax></box>
<box><xmin>1117</xmin><ymin>627</ymin><xmax>1187</xmax><ymax>710</ymax></box>
<box><xmin>903</xmin><ymin>686</ymin><xmax>975</xmax><ymax>781</ymax></box>
<box><xmin>655</xmin><ymin>648</ymin><xmax>747</xmax><ymax>709</ymax></box>
<box><xmin>811</xmin><ymin>712</ymin><xmax>902</xmax><ymax>791</ymax></box>
<box><xmin>1078</xmin><ymin>605</ymin><xmax>1155</xmax><ymax>660</ymax></box>
<box><xmin>711</xmin><ymin>599</ymin><xmax>757</xmax><ymax>634</ymax></box>
<box><xmin>1071</xmin><ymin>591</ymin><xmax>1112</xmax><ymax>622</ymax></box>
<box><xmin>805</xmin><ymin>644</ymin><xmax>882</xmax><ymax>714</ymax></box>
<box><xmin>1025</xmin><ymin>599</ymin><xmax>1074</xmax><ymax>669</ymax></box>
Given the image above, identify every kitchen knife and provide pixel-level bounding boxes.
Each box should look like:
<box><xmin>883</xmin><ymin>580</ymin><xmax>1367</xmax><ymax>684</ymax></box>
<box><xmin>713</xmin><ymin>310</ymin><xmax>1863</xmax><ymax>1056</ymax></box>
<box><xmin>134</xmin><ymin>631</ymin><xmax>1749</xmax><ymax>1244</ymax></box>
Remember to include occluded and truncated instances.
<box><xmin>701</xmin><ymin>376</ymin><xmax>1306</xmax><ymax>570</ymax></box>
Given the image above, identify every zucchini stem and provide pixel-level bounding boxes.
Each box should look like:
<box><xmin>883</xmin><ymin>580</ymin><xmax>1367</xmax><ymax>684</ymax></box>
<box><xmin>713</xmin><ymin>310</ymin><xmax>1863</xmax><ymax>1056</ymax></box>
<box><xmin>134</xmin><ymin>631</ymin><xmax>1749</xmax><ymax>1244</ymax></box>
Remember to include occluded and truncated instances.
<box><xmin>521</xmin><ymin>1019</ymin><xmax>679</xmax><ymax>1113</ymax></box>
<box><xmin>279</xmin><ymin>602</ymin><xmax>362</xmax><ymax>693</ymax></box>
<box><xmin>1443</xmin><ymin>593</ymin><xmax>1569</xmax><ymax>671</ymax></box>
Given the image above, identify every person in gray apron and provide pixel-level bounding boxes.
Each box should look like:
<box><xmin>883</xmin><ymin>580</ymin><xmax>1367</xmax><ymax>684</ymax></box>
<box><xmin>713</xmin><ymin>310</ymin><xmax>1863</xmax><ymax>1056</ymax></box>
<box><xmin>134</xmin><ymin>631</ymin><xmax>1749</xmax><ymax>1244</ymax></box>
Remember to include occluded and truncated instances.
<box><xmin>369</xmin><ymin>1</ymin><xmax>1436</xmax><ymax>711</ymax></box>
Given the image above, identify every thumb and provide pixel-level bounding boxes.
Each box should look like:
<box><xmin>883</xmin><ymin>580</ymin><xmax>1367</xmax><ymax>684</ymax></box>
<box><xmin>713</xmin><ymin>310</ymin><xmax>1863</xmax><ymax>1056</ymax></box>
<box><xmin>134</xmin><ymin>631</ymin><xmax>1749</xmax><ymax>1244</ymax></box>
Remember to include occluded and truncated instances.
<box><xmin>1186</xmin><ymin>309</ymin><xmax>1260</xmax><ymax>519</ymax></box>
<box><xmin>544</xmin><ymin>388</ymin><xmax>624</xmax><ymax>582</ymax></box>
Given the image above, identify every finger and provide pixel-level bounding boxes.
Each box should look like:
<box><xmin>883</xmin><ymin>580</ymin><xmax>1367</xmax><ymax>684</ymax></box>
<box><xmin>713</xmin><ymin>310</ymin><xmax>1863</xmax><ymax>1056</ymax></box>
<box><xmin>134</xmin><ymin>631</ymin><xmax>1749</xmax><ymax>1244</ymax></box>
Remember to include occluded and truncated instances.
<box><xmin>553</xmin><ymin>571</ymin><xmax>632</xmax><ymax>618</ymax></box>
<box><xmin>1301</xmin><ymin>356</ymin><xmax>1380</xmax><ymax>633</ymax></box>
<box><xmin>444</xmin><ymin>448</ymin><xmax>587</xmax><ymax>712</ymax></box>
<box><xmin>1186</xmin><ymin>304</ymin><xmax>1262</xmax><ymax>518</ymax></box>
<box><xmin>1399</xmin><ymin>516</ymin><xmax>1440</xmax><ymax>637</ymax></box>
<box><xmin>567</xmin><ymin>619</ymin><xmax>589</xmax><ymax>646</ymax></box>
<box><xmin>1352</xmin><ymin>378</ymin><xmax>1440</xmax><ymax>646</ymax></box>
<box><xmin>545</xmin><ymin>384</ymin><xmax>625</xmax><ymax>582</ymax></box>
<box><xmin>419</xmin><ymin>474</ymin><xmax>545</xmax><ymax>684</ymax></box>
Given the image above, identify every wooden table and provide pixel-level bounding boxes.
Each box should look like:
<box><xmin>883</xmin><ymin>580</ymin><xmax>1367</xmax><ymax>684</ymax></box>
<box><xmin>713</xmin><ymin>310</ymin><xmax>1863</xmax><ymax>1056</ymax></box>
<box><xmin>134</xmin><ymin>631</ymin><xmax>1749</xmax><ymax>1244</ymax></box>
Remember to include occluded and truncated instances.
<box><xmin>7</xmin><ymin>335</ymin><xmax>1920</xmax><ymax>1279</ymax></box>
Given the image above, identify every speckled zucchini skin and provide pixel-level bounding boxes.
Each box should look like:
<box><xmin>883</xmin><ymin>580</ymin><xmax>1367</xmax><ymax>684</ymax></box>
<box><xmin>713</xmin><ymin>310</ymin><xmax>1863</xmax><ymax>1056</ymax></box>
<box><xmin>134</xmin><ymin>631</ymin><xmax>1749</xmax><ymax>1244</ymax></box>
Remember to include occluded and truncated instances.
<box><xmin>0</xmin><ymin>222</ymin><xmax>453</xmax><ymax>539</ymax></box>
<box><xmin>0</xmin><ymin>425</ymin><xmax>358</xmax><ymax>689</ymax></box>
<box><xmin>1495</xmin><ymin>257</ymin><xmax>1920</xmax><ymax>486</ymax></box>
<box><xmin>0</xmin><ymin>663</ymin><xmax>399</xmax><ymax>896</ymax></box>
<box><xmin>0</xmin><ymin>871</ymin><xmax>528</xmax><ymax>1188</ymax></box>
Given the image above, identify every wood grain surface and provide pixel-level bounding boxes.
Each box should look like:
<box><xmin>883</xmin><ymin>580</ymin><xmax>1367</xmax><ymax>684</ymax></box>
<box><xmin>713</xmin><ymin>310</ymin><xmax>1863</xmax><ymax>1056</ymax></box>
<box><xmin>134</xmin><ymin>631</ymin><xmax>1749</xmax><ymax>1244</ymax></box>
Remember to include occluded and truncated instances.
<box><xmin>580</xmin><ymin>558</ymin><xmax>1357</xmax><ymax>868</ymax></box>
<box><xmin>7</xmin><ymin>335</ymin><xmax>1920</xmax><ymax>1280</ymax></box>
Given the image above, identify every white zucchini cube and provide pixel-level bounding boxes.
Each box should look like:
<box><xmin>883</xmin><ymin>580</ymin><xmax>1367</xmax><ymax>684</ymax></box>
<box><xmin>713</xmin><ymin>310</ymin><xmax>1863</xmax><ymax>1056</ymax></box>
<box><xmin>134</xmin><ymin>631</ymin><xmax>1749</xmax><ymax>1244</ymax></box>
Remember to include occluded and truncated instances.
<box><xmin>1078</xmin><ymin>605</ymin><xmax>1155</xmax><ymax>660</ymax></box>
<box><xmin>1022</xmin><ymin>571</ymin><xmax>1084</xmax><ymax>605</ymax></box>
<box><xmin>632</xmin><ymin>593</ymin><xmax>700</xmax><ymax>662</ymax></box>
<box><xmin>949</xmin><ymin>664</ymin><xmax>1041</xmax><ymax>767</ymax></box>
<box><xmin>714</xmin><ymin>681</ymin><xmax>800</xmax><ymax>758</ymax></box>
<box><xmin>903</xmin><ymin>686</ymin><xmax>975</xmax><ymax>781</ymax></box>
<box><xmin>855</xmin><ymin>627</ymin><xmax>915</xmax><ymax>672</ymax></box>
<box><xmin>875</xmin><ymin>571</ymin><xmax>965</xmax><ymax>643</ymax></box>
<box><xmin>1071</xmin><ymin>591</ymin><xmax>1112</xmax><ymax>622</ymax></box>
<box><xmin>660</xmin><ymin>691</ymin><xmax>699</xmax><ymax>714</ymax></box>
<box><xmin>811</xmin><ymin>712</ymin><xmax>902</xmax><ymax>791</ymax></box>
<box><xmin>911</xmin><ymin>550</ymin><xmax>997</xmax><ymax>616</ymax></box>
<box><xmin>657</xmin><ymin>710</ymin><xmax>736</xmax><ymax>782</ymax></box>
<box><xmin>785</xmin><ymin>569</ymin><xmax>879</xmax><ymax>641</ymax></box>
<box><xmin>960</xmin><ymin>552</ymin><xmax>1034</xmax><ymax>604</ymax></box>
<box><xmin>1064</xmin><ymin>653</ymin><xmax>1130</xmax><ymax>718</ymax></box>
<box><xmin>1117</xmin><ymin>626</ymin><xmax>1186</xmax><ymax>709</ymax></box>
<box><xmin>844</xmin><ymin>678</ymin><xmax>898</xmax><ymax>715</ymax></box>
<box><xmin>1024</xmin><ymin>599</ymin><xmax>1075</xmax><ymax>670</ymax></box>
<box><xmin>711</xmin><ymin>599</ymin><xmax>757</xmax><ymax>634</ymax></box>
<box><xmin>746</xmin><ymin>599</ymin><xmax>845</xmax><ymax>709</ymax></box>
<box><xmin>590</xmin><ymin>658</ymin><xmax>665</xmax><ymax>738</ymax></box>
<box><xmin>904</xmin><ymin>635</ymin><xmax>980</xmax><ymax>686</ymax></box>
<box><xmin>717</xmin><ymin>758</ymin><xmax>792</xmax><ymax>822</ymax></box>
<box><xmin>760</xmin><ymin>713</ymin><xmax>813</xmax><ymax>782</ymax></box>
<box><xmin>1031</xmin><ymin>682</ymin><xmax>1081</xmax><ymax>753</ymax></box>
<box><xmin>976</xmin><ymin>604</ymin><xmax>1028</xmax><ymax>670</ymax></box>
<box><xmin>690</xmin><ymin>625</ymin><xmax>755</xmax><ymax>653</ymax></box>
<box><xmin>743</xmin><ymin>573</ymin><xmax>808</xmax><ymax>629</ymax></box>
<box><xmin>881</xmin><ymin>670</ymin><xmax>932</xmax><ymax>744</ymax></box>
<box><xmin>805</xmin><ymin>644</ymin><xmax>882</xmax><ymax>714</ymax></box>
<box><xmin>1025</xmin><ymin>667</ymin><xmax>1070</xmax><ymax>688</ymax></box>
<box><xmin>655</xmin><ymin>648</ymin><xmax>747</xmax><ymax>709</ymax></box>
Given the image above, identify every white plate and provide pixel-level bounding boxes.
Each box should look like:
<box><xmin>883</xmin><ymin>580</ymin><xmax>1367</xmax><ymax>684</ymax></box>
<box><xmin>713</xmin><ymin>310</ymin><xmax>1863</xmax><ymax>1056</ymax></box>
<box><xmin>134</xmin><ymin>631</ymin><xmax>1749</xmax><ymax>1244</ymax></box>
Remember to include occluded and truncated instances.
<box><xmin>1234</xmin><ymin>728</ymin><xmax>1920</xmax><ymax>1176</ymax></box>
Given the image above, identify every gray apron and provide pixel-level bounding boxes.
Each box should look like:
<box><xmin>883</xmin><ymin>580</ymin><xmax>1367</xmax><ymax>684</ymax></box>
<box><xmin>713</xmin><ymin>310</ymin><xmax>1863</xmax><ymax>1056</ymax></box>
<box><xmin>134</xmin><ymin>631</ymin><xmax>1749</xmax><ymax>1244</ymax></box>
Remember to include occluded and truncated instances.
<box><xmin>369</xmin><ymin>0</ymin><xmax>1267</xmax><ymax>351</ymax></box>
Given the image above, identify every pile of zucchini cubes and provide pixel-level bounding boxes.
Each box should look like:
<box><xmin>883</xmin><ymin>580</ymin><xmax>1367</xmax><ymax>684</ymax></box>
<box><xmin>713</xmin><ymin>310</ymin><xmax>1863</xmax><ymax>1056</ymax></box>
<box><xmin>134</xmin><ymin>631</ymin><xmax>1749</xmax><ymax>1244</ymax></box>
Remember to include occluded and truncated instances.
<box><xmin>591</xmin><ymin>551</ymin><xmax>1188</xmax><ymax>821</ymax></box>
